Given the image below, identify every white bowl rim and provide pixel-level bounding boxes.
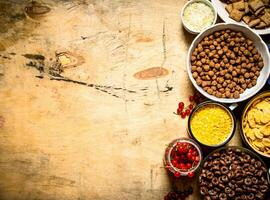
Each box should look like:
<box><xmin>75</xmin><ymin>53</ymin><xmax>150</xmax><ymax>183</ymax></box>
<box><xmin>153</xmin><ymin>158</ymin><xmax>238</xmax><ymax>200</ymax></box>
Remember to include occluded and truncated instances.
<box><xmin>180</xmin><ymin>0</ymin><xmax>217</xmax><ymax>34</ymax></box>
<box><xmin>186</xmin><ymin>22</ymin><xmax>270</xmax><ymax>103</ymax></box>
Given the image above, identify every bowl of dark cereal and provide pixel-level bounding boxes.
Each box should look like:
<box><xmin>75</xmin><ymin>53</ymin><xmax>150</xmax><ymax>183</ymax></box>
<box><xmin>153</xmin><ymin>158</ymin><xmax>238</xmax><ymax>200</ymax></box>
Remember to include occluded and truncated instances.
<box><xmin>198</xmin><ymin>146</ymin><xmax>269</xmax><ymax>200</ymax></box>
<box><xmin>187</xmin><ymin>23</ymin><xmax>270</xmax><ymax>103</ymax></box>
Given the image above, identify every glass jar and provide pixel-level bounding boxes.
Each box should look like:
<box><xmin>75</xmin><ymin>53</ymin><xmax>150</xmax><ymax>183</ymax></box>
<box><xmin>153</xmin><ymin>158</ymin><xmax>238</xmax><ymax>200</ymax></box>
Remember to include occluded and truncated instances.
<box><xmin>164</xmin><ymin>138</ymin><xmax>202</xmax><ymax>178</ymax></box>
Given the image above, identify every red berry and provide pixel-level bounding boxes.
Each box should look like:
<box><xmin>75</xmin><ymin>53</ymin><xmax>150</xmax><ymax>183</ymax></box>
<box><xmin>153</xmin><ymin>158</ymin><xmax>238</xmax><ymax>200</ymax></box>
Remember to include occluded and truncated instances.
<box><xmin>189</xmin><ymin>95</ymin><xmax>194</xmax><ymax>102</ymax></box>
<box><xmin>179</xmin><ymin>163</ymin><xmax>185</xmax><ymax>169</ymax></box>
<box><xmin>178</xmin><ymin>102</ymin><xmax>184</xmax><ymax>109</ymax></box>
<box><xmin>174</xmin><ymin>155</ymin><xmax>180</xmax><ymax>161</ymax></box>
<box><xmin>177</xmin><ymin>163</ymin><xmax>182</xmax><ymax>169</ymax></box>
<box><xmin>177</xmin><ymin>108</ymin><xmax>182</xmax><ymax>115</ymax></box>
<box><xmin>188</xmin><ymin>104</ymin><xmax>194</xmax><ymax>110</ymax></box>
<box><xmin>185</xmin><ymin>109</ymin><xmax>191</xmax><ymax>116</ymax></box>
<box><xmin>182</xmin><ymin>147</ymin><xmax>188</xmax><ymax>154</ymax></box>
<box><xmin>172</xmin><ymin>159</ymin><xmax>178</xmax><ymax>167</ymax></box>
<box><xmin>176</xmin><ymin>142</ymin><xmax>181</xmax><ymax>146</ymax></box>
<box><xmin>174</xmin><ymin>171</ymin><xmax>181</xmax><ymax>178</ymax></box>
<box><xmin>195</xmin><ymin>156</ymin><xmax>200</xmax><ymax>162</ymax></box>
<box><xmin>181</xmin><ymin>112</ymin><xmax>186</xmax><ymax>119</ymax></box>
<box><xmin>186</xmin><ymin>163</ymin><xmax>192</xmax><ymax>169</ymax></box>
<box><xmin>177</xmin><ymin>146</ymin><xmax>184</xmax><ymax>154</ymax></box>
<box><xmin>188</xmin><ymin>172</ymin><xmax>195</xmax><ymax>178</ymax></box>
<box><xmin>191</xmin><ymin>156</ymin><xmax>196</xmax><ymax>161</ymax></box>
<box><xmin>180</xmin><ymin>155</ymin><xmax>186</xmax><ymax>160</ymax></box>
<box><xmin>187</xmin><ymin>153</ymin><xmax>192</xmax><ymax>159</ymax></box>
<box><xmin>192</xmin><ymin>151</ymin><xmax>198</xmax><ymax>156</ymax></box>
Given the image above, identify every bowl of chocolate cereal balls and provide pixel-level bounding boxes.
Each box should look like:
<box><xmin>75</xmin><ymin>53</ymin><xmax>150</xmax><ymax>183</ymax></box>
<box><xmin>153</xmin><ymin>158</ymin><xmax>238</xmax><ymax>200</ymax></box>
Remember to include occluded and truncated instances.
<box><xmin>198</xmin><ymin>146</ymin><xmax>270</xmax><ymax>200</ymax></box>
<box><xmin>187</xmin><ymin>23</ymin><xmax>270</xmax><ymax>103</ymax></box>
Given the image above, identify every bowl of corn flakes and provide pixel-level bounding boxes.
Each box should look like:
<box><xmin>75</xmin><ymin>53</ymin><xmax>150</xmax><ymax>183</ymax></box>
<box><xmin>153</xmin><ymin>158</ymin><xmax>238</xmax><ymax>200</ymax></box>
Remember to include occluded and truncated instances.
<box><xmin>241</xmin><ymin>91</ymin><xmax>270</xmax><ymax>158</ymax></box>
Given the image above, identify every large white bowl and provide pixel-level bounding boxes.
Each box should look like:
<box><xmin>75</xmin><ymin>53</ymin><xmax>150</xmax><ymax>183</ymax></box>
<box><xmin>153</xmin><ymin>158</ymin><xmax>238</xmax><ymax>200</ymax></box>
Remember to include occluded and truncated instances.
<box><xmin>187</xmin><ymin>23</ymin><xmax>270</xmax><ymax>103</ymax></box>
<box><xmin>211</xmin><ymin>0</ymin><xmax>270</xmax><ymax>35</ymax></box>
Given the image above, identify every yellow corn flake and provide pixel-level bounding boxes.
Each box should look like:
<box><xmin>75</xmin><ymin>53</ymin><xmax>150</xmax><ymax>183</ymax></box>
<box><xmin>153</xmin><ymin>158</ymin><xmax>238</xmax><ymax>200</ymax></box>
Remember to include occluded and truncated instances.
<box><xmin>254</xmin><ymin>129</ymin><xmax>264</xmax><ymax>139</ymax></box>
<box><xmin>251</xmin><ymin>143</ymin><xmax>261</xmax><ymax>151</ymax></box>
<box><xmin>246</xmin><ymin>128</ymin><xmax>256</xmax><ymax>140</ymax></box>
<box><xmin>261</xmin><ymin>123</ymin><xmax>270</xmax><ymax>136</ymax></box>
<box><xmin>253</xmin><ymin>139</ymin><xmax>264</xmax><ymax>148</ymax></box>
<box><xmin>254</xmin><ymin>109</ymin><xmax>264</xmax><ymax>124</ymax></box>
<box><xmin>190</xmin><ymin>104</ymin><xmax>232</xmax><ymax>146</ymax></box>
<box><xmin>262</xmin><ymin>138</ymin><xmax>270</xmax><ymax>147</ymax></box>
<box><xmin>243</xmin><ymin>124</ymin><xmax>249</xmax><ymax>132</ymax></box>
<box><xmin>255</xmin><ymin>100</ymin><xmax>270</xmax><ymax>111</ymax></box>
<box><xmin>260</xmin><ymin>112</ymin><xmax>270</xmax><ymax>124</ymax></box>
<box><xmin>247</xmin><ymin>109</ymin><xmax>256</xmax><ymax>128</ymax></box>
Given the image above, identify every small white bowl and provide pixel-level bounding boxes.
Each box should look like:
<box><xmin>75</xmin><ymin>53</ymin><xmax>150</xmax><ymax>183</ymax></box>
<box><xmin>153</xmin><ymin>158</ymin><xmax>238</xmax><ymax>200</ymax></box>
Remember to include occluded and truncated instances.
<box><xmin>181</xmin><ymin>0</ymin><xmax>217</xmax><ymax>34</ymax></box>
<box><xmin>187</xmin><ymin>23</ymin><xmax>270</xmax><ymax>104</ymax></box>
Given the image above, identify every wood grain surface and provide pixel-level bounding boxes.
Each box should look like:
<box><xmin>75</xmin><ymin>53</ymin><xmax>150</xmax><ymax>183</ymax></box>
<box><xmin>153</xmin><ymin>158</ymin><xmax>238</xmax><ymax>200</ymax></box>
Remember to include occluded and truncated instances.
<box><xmin>0</xmin><ymin>0</ymin><xmax>242</xmax><ymax>199</ymax></box>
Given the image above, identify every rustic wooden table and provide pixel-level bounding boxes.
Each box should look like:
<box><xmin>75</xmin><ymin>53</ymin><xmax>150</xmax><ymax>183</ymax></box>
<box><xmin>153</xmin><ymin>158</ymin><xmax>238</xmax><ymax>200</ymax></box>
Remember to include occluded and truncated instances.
<box><xmin>0</xmin><ymin>0</ymin><xmax>243</xmax><ymax>199</ymax></box>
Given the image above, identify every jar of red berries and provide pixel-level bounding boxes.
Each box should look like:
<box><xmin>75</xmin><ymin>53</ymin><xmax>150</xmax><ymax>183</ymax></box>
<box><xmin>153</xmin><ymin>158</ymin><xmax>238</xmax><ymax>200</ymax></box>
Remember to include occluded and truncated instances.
<box><xmin>164</xmin><ymin>138</ymin><xmax>202</xmax><ymax>178</ymax></box>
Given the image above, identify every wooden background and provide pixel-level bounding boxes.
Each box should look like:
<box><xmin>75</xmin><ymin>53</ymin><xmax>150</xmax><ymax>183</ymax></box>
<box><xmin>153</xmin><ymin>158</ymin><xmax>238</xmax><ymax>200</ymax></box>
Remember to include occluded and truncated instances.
<box><xmin>0</xmin><ymin>0</ymin><xmax>241</xmax><ymax>199</ymax></box>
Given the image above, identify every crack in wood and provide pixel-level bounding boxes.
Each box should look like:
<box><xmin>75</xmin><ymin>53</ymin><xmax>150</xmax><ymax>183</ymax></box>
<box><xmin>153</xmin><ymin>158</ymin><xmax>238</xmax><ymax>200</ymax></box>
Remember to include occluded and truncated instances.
<box><xmin>161</xmin><ymin>20</ymin><xmax>167</xmax><ymax>65</ymax></box>
<box><xmin>161</xmin><ymin>71</ymin><xmax>175</xmax><ymax>93</ymax></box>
<box><xmin>161</xmin><ymin>85</ymin><xmax>173</xmax><ymax>93</ymax></box>
<box><xmin>155</xmin><ymin>20</ymin><xmax>168</xmax><ymax>99</ymax></box>
<box><xmin>22</xmin><ymin>52</ymin><xmax>174</xmax><ymax>101</ymax></box>
<box><xmin>23</xmin><ymin>54</ymin><xmax>132</xmax><ymax>100</ymax></box>
<box><xmin>122</xmin><ymin>14</ymin><xmax>131</xmax><ymax>110</ymax></box>
<box><xmin>67</xmin><ymin>4</ymin><xmax>80</xmax><ymax>11</ymax></box>
<box><xmin>0</xmin><ymin>55</ymin><xmax>11</xmax><ymax>60</ymax></box>
<box><xmin>23</xmin><ymin>54</ymin><xmax>45</xmax><ymax>60</ymax></box>
<box><xmin>80</xmin><ymin>31</ymin><xmax>107</xmax><ymax>41</ymax></box>
<box><xmin>26</xmin><ymin>61</ymin><xmax>44</xmax><ymax>73</ymax></box>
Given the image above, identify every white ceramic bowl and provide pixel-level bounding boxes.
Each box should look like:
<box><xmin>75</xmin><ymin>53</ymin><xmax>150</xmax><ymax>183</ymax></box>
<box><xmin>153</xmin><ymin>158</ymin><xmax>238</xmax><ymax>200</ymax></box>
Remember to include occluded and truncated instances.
<box><xmin>187</xmin><ymin>23</ymin><xmax>270</xmax><ymax>104</ymax></box>
<box><xmin>181</xmin><ymin>0</ymin><xmax>217</xmax><ymax>34</ymax></box>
